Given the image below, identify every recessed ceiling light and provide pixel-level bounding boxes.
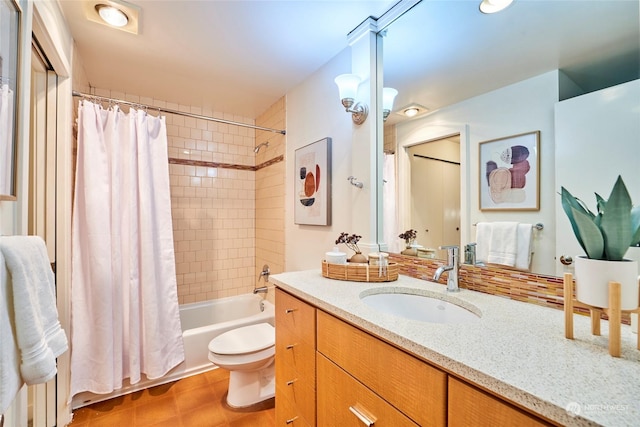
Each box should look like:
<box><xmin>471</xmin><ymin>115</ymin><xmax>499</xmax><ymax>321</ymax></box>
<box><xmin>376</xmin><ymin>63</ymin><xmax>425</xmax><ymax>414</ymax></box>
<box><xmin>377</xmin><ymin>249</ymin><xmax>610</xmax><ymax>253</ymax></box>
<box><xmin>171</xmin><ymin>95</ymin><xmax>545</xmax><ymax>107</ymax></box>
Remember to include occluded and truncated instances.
<box><xmin>479</xmin><ymin>0</ymin><xmax>514</xmax><ymax>14</ymax></box>
<box><xmin>95</xmin><ymin>4</ymin><xmax>129</xmax><ymax>27</ymax></box>
<box><xmin>404</xmin><ymin>107</ymin><xmax>420</xmax><ymax>117</ymax></box>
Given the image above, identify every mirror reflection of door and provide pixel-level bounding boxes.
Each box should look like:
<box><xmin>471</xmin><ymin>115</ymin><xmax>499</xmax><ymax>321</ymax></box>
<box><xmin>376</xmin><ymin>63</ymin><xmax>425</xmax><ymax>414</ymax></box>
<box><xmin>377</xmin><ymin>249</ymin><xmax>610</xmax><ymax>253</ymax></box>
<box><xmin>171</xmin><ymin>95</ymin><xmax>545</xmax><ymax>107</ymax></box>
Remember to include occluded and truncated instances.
<box><xmin>407</xmin><ymin>135</ymin><xmax>460</xmax><ymax>259</ymax></box>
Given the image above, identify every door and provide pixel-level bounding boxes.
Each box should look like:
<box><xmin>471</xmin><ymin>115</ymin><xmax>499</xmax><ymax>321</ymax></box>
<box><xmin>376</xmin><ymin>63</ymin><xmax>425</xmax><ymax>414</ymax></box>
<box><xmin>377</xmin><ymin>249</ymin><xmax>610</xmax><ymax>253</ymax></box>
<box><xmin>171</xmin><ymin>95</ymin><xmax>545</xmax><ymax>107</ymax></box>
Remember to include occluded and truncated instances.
<box><xmin>28</xmin><ymin>40</ymin><xmax>57</xmax><ymax>427</ymax></box>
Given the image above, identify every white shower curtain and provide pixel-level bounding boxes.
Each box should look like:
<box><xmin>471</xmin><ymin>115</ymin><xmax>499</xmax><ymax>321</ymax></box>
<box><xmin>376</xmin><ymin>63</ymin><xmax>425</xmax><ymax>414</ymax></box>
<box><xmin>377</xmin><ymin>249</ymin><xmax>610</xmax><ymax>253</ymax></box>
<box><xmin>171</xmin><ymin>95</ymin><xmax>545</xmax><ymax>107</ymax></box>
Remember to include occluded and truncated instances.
<box><xmin>383</xmin><ymin>153</ymin><xmax>401</xmax><ymax>253</ymax></box>
<box><xmin>70</xmin><ymin>100</ymin><xmax>184</xmax><ymax>396</ymax></box>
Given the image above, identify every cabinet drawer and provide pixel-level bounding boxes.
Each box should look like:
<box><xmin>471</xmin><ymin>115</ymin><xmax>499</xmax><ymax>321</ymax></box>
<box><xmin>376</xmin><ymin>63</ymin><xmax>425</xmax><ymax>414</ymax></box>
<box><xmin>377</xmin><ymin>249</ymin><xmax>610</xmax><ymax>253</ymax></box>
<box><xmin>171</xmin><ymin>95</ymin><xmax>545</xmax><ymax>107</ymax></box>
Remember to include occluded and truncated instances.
<box><xmin>317</xmin><ymin>353</ymin><xmax>419</xmax><ymax>427</ymax></box>
<box><xmin>276</xmin><ymin>289</ymin><xmax>316</xmax><ymax>344</ymax></box>
<box><xmin>317</xmin><ymin>310</ymin><xmax>446</xmax><ymax>427</ymax></box>
<box><xmin>276</xmin><ymin>330</ymin><xmax>316</xmax><ymax>385</ymax></box>
<box><xmin>448</xmin><ymin>377</ymin><xmax>552</xmax><ymax>426</ymax></box>
<box><xmin>275</xmin><ymin>377</ymin><xmax>316</xmax><ymax>425</ymax></box>
<box><xmin>276</xmin><ymin>391</ymin><xmax>313</xmax><ymax>427</ymax></box>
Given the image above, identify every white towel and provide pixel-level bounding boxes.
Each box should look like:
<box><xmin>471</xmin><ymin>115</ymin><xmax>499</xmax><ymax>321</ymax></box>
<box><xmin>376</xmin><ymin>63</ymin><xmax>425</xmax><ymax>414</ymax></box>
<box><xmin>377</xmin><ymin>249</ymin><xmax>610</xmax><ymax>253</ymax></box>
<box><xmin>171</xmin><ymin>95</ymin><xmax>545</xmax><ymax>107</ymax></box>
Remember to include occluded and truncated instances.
<box><xmin>0</xmin><ymin>252</ymin><xmax>22</xmax><ymax>414</ymax></box>
<box><xmin>515</xmin><ymin>223</ymin><xmax>533</xmax><ymax>271</ymax></box>
<box><xmin>475</xmin><ymin>222</ymin><xmax>492</xmax><ymax>264</ymax></box>
<box><xmin>0</xmin><ymin>236</ymin><xmax>68</xmax><ymax>385</ymax></box>
<box><xmin>487</xmin><ymin>222</ymin><xmax>519</xmax><ymax>267</ymax></box>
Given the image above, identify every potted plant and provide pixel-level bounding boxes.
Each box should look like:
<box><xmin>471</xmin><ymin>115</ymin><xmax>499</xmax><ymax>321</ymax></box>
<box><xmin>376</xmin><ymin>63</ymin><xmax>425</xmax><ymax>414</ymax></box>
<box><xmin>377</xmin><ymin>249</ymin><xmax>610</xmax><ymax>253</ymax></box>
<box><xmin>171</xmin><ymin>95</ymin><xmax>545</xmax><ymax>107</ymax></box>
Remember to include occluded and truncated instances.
<box><xmin>335</xmin><ymin>232</ymin><xmax>368</xmax><ymax>263</ymax></box>
<box><xmin>398</xmin><ymin>229</ymin><xmax>418</xmax><ymax>256</ymax></box>
<box><xmin>560</xmin><ymin>175</ymin><xmax>640</xmax><ymax>309</ymax></box>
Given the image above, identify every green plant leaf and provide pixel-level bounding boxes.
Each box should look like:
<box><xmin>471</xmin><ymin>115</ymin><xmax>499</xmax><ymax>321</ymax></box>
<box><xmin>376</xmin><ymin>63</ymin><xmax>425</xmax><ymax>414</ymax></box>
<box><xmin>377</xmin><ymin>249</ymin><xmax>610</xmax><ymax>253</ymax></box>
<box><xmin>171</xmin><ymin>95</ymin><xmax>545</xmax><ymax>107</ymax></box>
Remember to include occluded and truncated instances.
<box><xmin>631</xmin><ymin>206</ymin><xmax>640</xmax><ymax>246</ymax></box>
<box><xmin>561</xmin><ymin>187</ymin><xmax>595</xmax><ymax>254</ymax></box>
<box><xmin>600</xmin><ymin>176</ymin><xmax>632</xmax><ymax>260</ymax></box>
<box><xmin>570</xmin><ymin>206</ymin><xmax>604</xmax><ymax>259</ymax></box>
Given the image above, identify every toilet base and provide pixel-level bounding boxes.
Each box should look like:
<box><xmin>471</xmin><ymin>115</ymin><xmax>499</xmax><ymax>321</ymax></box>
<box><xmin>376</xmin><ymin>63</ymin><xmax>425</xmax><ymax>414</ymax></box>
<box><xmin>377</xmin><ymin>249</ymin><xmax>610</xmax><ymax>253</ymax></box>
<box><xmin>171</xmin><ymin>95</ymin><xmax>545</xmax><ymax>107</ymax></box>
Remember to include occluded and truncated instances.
<box><xmin>226</xmin><ymin>362</ymin><xmax>275</xmax><ymax>408</ymax></box>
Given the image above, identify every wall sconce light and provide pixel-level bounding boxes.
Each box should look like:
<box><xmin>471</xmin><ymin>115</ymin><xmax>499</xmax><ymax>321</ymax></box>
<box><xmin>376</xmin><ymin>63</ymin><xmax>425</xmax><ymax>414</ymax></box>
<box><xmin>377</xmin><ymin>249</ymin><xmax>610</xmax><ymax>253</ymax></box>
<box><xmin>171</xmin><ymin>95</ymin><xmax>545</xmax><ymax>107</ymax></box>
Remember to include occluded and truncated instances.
<box><xmin>334</xmin><ymin>74</ymin><xmax>369</xmax><ymax>125</ymax></box>
<box><xmin>382</xmin><ymin>87</ymin><xmax>398</xmax><ymax>121</ymax></box>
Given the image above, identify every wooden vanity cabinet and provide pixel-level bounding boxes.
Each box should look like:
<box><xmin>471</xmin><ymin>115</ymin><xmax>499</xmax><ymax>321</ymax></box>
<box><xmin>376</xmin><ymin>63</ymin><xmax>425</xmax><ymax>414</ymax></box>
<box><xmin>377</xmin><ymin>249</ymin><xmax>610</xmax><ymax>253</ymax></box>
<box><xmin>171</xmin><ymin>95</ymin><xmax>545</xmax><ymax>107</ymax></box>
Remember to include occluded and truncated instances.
<box><xmin>275</xmin><ymin>289</ymin><xmax>317</xmax><ymax>426</ymax></box>
<box><xmin>448</xmin><ymin>377</ymin><xmax>553</xmax><ymax>427</ymax></box>
<box><xmin>275</xmin><ymin>288</ymin><xmax>553</xmax><ymax>426</ymax></box>
<box><xmin>316</xmin><ymin>311</ymin><xmax>447</xmax><ymax>427</ymax></box>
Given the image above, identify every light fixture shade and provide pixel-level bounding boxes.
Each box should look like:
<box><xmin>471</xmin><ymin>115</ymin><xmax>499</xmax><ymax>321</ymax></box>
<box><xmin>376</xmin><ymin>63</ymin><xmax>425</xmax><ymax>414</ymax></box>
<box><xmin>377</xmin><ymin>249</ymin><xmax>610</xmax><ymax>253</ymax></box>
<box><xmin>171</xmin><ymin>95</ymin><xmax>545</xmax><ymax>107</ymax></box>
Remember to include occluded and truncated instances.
<box><xmin>479</xmin><ymin>0</ymin><xmax>514</xmax><ymax>14</ymax></box>
<box><xmin>96</xmin><ymin>4</ymin><xmax>129</xmax><ymax>27</ymax></box>
<box><xmin>334</xmin><ymin>74</ymin><xmax>361</xmax><ymax>101</ymax></box>
<box><xmin>382</xmin><ymin>87</ymin><xmax>398</xmax><ymax>112</ymax></box>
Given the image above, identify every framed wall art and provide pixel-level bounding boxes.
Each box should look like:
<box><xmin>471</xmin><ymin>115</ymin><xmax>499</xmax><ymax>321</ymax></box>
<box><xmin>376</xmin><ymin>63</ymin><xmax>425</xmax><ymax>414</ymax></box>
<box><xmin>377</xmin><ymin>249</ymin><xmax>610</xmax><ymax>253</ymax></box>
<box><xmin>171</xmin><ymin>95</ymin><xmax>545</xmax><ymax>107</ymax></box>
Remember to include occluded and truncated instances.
<box><xmin>479</xmin><ymin>131</ymin><xmax>540</xmax><ymax>211</ymax></box>
<box><xmin>294</xmin><ymin>137</ymin><xmax>331</xmax><ymax>225</ymax></box>
<box><xmin>0</xmin><ymin>0</ymin><xmax>21</xmax><ymax>200</ymax></box>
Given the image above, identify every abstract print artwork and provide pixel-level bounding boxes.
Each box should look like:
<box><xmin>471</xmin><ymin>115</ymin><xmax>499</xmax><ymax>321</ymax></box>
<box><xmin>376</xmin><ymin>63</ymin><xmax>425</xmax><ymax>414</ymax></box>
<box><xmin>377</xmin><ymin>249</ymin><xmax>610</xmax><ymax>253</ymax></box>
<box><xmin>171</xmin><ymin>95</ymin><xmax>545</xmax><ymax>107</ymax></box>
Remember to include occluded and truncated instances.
<box><xmin>479</xmin><ymin>131</ymin><xmax>540</xmax><ymax>211</ymax></box>
<box><xmin>294</xmin><ymin>137</ymin><xmax>331</xmax><ymax>225</ymax></box>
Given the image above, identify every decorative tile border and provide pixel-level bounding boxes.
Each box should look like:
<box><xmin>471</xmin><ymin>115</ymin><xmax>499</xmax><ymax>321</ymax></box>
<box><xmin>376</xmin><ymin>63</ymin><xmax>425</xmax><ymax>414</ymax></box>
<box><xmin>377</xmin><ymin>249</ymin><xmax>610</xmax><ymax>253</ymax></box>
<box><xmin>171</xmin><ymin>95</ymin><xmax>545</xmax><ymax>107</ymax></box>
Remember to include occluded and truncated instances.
<box><xmin>388</xmin><ymin>253</ymin><xmax>630</xmax><ymax>324</ymax></box>
<box><xmin>169</xmin><ymin>154</ymin><xmax>284</xmax><ymax>171</ymax></box>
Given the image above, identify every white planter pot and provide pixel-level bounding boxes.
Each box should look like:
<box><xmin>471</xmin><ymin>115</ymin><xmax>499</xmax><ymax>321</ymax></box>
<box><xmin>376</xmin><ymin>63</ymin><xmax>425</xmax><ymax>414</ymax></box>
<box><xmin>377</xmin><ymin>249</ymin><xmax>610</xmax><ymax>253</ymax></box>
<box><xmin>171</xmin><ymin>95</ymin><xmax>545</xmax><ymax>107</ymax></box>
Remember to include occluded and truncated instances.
<box><xmin>574</xmin><ymin>256</ymin><xmax>639</xmax><ymax>310</ymax></box>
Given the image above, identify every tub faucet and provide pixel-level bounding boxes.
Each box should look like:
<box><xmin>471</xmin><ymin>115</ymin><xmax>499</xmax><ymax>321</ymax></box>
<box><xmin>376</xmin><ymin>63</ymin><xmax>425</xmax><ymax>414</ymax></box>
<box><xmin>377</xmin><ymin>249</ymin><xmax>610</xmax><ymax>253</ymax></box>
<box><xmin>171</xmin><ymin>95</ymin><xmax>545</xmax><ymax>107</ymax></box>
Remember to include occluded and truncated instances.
<box><xmin>433</xmin><ymin>245</ymin><xmax>460</xmax><ymax>292</ymax></box>
<box><xmin>464</xmin><ymin>243</ymin><xmax>477</xmax><ymax>265</ymax></box>
<box><xmin>253</xmin><ymin>286</ymin><xmax>268</xmax><ymax>294</ymax></box>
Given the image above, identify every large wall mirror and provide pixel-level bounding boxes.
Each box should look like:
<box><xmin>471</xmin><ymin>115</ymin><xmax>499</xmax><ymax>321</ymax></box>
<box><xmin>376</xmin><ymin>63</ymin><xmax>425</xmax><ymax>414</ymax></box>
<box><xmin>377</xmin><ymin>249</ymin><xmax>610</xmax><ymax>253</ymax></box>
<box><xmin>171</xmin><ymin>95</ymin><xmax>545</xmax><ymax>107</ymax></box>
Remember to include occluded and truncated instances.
<box><xmin>379</xmin><ymin>0</ymin><xmax>640</xmax><ymax>276</ymax></box>
<box><xmin>0</xmin><ymin>0</ymin><xmax>20</xmax><ymax>200</ymax></box>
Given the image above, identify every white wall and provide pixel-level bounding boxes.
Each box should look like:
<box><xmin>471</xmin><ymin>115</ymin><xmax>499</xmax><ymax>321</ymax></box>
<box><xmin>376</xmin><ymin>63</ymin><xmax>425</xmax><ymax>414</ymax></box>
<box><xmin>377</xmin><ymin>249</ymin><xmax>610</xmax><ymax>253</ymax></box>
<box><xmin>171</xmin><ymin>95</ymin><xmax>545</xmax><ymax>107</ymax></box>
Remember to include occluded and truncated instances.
<box><xmin>395</xmin><ymin>71</ymin><xmax>560</xmax><ymax>275</ymax></box>
<box><xmin>285</xmin><ymin>49</ymin><xmax>360</xmax><ymax>271</ymax></box>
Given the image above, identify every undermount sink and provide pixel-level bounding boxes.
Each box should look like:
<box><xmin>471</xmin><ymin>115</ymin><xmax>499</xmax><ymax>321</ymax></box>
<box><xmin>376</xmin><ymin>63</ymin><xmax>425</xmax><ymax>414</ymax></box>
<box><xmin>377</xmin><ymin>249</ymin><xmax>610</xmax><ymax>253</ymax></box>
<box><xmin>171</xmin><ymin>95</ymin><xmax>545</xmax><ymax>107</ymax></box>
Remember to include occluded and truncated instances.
<box><xmin>360</xmin><ymin>289</ymin><xmax>480</xmax><ymax>324</ymax></box>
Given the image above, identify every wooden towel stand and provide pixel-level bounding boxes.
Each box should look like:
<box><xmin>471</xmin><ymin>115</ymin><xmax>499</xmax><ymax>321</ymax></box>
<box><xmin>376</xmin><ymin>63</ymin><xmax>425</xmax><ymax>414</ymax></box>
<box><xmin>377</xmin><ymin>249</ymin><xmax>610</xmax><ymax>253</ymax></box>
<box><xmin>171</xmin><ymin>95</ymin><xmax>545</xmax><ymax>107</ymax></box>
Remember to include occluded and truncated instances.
<box><xmin>564</xmin><ymin>273</ymin><xmax>640</xmax><ymax>357</ymax></box>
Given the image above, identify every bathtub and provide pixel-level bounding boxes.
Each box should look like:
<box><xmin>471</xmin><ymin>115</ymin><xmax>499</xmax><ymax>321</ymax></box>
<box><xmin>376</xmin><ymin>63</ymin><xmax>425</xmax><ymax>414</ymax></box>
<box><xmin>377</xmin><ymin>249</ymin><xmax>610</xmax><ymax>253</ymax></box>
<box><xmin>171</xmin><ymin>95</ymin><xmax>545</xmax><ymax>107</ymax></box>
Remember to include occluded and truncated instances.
<box><xmin>72</xmin><ymin>293</ymin><xmax>274</xmax><ymax>409</ymax></box>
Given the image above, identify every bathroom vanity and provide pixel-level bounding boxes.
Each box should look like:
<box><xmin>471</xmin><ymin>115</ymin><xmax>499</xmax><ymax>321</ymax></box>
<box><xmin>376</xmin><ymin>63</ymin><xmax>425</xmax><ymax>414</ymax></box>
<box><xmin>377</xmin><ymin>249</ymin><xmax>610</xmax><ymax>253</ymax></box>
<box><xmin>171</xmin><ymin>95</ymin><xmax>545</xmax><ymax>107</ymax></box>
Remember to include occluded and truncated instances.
<box><xmin>272</xmin><ymin>271</ymin><xmax>640</xmax><ymax>426</ymax></box>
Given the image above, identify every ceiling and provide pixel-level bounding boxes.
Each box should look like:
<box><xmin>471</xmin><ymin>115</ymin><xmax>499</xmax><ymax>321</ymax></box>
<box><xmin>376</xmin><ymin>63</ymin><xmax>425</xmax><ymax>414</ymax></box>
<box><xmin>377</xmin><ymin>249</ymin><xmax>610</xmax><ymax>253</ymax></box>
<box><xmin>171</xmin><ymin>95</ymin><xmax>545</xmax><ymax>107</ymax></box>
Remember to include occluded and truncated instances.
<box><xmin>58</xmin><ymin>0</ymin><xmax>397</xmax><ymax>118</ymax></box>
<box><xmin>58</xmin><ymin>0</ymin><xmax>639</xmax><ymax>122</ymax></box>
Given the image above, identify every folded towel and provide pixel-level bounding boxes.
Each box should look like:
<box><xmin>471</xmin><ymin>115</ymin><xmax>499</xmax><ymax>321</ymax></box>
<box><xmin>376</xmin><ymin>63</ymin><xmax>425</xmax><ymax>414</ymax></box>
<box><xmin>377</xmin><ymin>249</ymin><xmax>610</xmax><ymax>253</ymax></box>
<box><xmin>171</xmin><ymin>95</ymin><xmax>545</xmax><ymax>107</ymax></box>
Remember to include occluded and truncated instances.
<box><xmin>0</xmin><ymin>252</ymin><xmax>22</xmax><ymax>414</ymax></box>
<box><xmin>515</xmin><ymin>223</ymin><xmax>533</xmax><ymax>271</ymax></box>
<box><xmin>487</xmin><ymin>222</ymin><xmax>519</xmax><ymax>267</ymax></box>
<box><xmin>0</xmin><ymin>236</ymin><xmax>68</xmax><ymax>385</ymax></box>
<box><xmin>475</xmin><ymin>222</ymin><xmax>492</xmax><ymax>264</ymax></box>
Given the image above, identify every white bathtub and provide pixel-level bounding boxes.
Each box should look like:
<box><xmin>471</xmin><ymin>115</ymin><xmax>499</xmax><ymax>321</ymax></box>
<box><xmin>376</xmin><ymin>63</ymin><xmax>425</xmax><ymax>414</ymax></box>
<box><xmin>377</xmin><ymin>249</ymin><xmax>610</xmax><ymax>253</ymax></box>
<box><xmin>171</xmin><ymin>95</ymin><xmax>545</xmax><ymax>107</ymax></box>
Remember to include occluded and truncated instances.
<box><xmin>72</xmin><ymin>293</ymin><xmax>274</xmax><ymax>409</ymax></box>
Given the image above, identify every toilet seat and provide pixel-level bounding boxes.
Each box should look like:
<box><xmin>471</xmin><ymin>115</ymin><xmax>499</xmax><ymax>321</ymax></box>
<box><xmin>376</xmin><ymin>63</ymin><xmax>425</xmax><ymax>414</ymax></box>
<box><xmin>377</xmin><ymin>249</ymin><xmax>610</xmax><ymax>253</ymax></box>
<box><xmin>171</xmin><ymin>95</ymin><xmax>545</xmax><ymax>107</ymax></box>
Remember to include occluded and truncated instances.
<box><xmin>208</xmin><ymin>323</ymin><xmax>275</xmax><ymax>355</ymax></box>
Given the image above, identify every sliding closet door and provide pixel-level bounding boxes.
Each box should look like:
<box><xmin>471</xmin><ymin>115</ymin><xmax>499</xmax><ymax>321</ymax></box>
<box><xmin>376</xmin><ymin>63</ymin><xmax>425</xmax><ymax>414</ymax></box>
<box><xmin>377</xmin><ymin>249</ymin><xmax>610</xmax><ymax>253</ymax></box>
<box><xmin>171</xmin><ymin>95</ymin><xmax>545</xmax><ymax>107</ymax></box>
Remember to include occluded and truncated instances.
<box><xmin>27</xmin><ymin>41</ymin><xmax>57</xmax><ymax>427</ymax></box>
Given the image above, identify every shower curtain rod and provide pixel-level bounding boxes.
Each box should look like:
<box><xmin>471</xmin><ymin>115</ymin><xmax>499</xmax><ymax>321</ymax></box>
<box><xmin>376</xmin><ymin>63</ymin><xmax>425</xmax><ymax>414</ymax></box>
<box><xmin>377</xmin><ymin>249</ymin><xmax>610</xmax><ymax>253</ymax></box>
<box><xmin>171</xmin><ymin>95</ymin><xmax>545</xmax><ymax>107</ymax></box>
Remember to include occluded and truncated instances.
<box><xmin>72</xmin><ymin>91</ymin><xmax>286</xmax><ymax>135</ymax></box>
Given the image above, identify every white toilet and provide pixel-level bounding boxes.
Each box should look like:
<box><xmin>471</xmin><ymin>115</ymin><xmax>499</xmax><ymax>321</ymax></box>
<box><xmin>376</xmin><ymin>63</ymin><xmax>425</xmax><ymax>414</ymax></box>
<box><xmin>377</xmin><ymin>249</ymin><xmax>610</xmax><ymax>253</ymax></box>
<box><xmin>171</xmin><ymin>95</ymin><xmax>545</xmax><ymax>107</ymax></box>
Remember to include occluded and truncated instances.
<box><xmin>208</xmin><ymin>322</ymin><xmax>276</xmax><ymax>408</ymax></box>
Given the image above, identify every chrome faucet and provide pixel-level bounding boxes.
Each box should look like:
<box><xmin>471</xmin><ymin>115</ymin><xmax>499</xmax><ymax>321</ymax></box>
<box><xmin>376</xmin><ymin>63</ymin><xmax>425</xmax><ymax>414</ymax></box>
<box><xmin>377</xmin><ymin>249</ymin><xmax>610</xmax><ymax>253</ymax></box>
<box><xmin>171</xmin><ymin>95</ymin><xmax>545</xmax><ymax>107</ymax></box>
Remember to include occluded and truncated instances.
<box><xmin>253</xmin><ymin>286</ymin><xmax>268</xmax><ymax>294</ymax></box>
<box><xmin>433</xmin><ymin>245</ymin><xmax>460</xmax><ymax>292</ymax></box>
<box><xmin>464</xmin><ymin>243</ymin><xmax>477</xmax><ymax>265</ymax></box>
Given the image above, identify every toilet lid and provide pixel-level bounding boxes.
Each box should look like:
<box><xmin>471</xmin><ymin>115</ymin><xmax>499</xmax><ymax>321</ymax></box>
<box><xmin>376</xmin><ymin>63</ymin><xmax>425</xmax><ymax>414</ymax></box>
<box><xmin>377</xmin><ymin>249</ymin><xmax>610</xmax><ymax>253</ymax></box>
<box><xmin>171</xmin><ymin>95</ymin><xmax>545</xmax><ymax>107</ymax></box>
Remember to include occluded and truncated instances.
<box><xmin>208</xmin><ymin>323</ymin><xmax>275</xmax><ymax>355</ymax></box>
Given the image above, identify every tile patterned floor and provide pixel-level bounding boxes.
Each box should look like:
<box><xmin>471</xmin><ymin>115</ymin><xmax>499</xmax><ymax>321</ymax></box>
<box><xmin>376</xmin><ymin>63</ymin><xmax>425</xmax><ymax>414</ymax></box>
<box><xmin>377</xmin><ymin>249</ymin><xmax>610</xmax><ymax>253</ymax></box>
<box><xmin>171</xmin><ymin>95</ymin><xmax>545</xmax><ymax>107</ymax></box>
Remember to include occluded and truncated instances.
<box><xmin>67</xmin><ymin>369</ymin><xmax>274</xmax><ymax>427</ymax></box>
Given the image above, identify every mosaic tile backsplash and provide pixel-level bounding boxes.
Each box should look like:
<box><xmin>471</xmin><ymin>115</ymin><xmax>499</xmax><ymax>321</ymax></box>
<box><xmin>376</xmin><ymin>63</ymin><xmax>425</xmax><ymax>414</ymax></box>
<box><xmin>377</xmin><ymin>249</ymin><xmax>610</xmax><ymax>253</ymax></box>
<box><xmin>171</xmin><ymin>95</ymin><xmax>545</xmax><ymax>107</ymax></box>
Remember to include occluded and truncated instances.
<box><xmin>388</xmin><ymin>253</ymin><xmax>630</xmax><ymax>324</ymax></box>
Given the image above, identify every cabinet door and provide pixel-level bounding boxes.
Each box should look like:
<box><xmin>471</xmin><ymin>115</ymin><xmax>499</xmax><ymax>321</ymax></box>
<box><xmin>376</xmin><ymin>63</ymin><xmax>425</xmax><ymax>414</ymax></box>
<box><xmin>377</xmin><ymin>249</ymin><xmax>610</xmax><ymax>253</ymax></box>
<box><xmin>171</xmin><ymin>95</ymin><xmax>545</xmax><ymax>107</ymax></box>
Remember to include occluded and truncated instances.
<box><xmin>317</xmin><ymin>311</ymin><xmax>446</xmax><ymax>427</ymax></box>
<box><xmin>448</xmin><ymin>377</ymin><xmax>552</xmax><ymax>426</ymax></box>
<box><xmin>317</xmin><ymin>354</ymin><xmax>419</xmax><ymax>427</ymax></box>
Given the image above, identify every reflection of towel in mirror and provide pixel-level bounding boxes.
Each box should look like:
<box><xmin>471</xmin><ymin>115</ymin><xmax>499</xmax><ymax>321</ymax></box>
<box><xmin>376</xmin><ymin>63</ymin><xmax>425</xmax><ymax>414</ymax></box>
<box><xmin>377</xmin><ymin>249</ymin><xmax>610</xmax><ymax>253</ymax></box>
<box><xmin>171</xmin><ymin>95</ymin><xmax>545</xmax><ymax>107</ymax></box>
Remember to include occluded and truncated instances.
<box><xmin>475</xmin><ymin>222</ymin><xmax>492</xmax><ymax>264</ymax></box>
<box><xmin>515</xmin><ymin>223</ymin><xmax>533</xmax><ymax>270</ymax></box>
<box><xmin>0</xmin><ymin>236</ymin><xmax>68</xmax><ymax>385</ymax></box>
<box><xmin>487</xmin><ymin>221</ymin><xmax>519</xmax><ymax>266</ymax></box>
<box><xmin>1</xmin><ymin>85</ymin><xmax>15</xmax><ymax>195</ymax></box>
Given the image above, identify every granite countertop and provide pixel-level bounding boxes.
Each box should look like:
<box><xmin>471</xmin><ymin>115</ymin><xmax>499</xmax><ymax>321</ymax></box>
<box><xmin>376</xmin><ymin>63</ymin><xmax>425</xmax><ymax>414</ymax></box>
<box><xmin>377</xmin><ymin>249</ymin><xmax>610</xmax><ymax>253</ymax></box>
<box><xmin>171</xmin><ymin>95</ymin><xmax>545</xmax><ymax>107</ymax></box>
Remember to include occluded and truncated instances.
<box><xmin>270</xmin><ymin>270</ymin><xmax>640</xmax><ymax>427</ymax></box>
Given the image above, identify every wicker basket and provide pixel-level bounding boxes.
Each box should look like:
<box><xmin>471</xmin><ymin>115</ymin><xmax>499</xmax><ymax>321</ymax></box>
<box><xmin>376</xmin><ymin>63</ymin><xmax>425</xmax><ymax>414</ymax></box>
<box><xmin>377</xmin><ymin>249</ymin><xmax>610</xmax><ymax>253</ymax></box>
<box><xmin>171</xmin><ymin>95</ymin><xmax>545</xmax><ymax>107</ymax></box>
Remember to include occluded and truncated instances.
<box><xmin>321</xmin><ymin>260</ymin><xmax>399</xmax><ymax>282</ymax></box>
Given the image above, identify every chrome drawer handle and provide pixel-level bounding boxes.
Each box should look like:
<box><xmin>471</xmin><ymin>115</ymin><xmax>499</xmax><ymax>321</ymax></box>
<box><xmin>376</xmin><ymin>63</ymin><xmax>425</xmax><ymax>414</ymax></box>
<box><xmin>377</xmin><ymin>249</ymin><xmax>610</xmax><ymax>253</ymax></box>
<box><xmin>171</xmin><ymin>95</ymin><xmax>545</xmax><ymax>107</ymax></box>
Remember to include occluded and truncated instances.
<box><xmin>285</xmin><ymin>308</ymin><xmax>297</xmax><ymax>314</ymax></box>
<box><xmin>285</xmin><ymin>416</ymin><xmax>298</xmax><ymax>424</ymax></box>
<box><xmin>286</xmin><ymin>344</ymin><xmax>297</xmax><ymax>350</ymax></box>
<box><xmin>349</xmin><ymin>406</ymin><xmax>375</xmax><ymax>426</ymax></box>
<box><xmin>286</xmin><ymin>378</ymin><xmax>297</xmax><ymax>386</ymax></box>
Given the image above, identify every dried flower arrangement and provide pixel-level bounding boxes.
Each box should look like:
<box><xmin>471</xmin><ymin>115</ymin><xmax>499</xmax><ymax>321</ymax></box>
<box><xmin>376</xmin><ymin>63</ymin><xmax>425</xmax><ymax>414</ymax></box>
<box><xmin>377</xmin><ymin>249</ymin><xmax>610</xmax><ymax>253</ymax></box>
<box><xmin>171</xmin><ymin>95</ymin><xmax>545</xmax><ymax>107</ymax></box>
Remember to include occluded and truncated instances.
<box><xmin>335</xmin><ymin>232</ymin><xmax>362</xmax><ymax>254</ymax></box>
<box><xmin>398</xmin><ymin>229</ymin><xmax>417</xmax><ymax>245</ymax></box>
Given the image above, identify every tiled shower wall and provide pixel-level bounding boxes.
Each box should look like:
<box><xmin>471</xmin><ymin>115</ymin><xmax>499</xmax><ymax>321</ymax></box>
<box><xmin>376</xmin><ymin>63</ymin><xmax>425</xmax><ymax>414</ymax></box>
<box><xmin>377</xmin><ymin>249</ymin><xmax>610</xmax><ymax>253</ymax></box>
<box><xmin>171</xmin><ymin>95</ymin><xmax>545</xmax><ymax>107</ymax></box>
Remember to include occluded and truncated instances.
<box><xmin>72</xmin><ymin>87</ymin><xmax>284</xmax><ymax>303</ymax></box>
<box><xmin>255</xmin><ymin>98</ymin><xmax>286</xmax><ymax>285</ymax></box>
